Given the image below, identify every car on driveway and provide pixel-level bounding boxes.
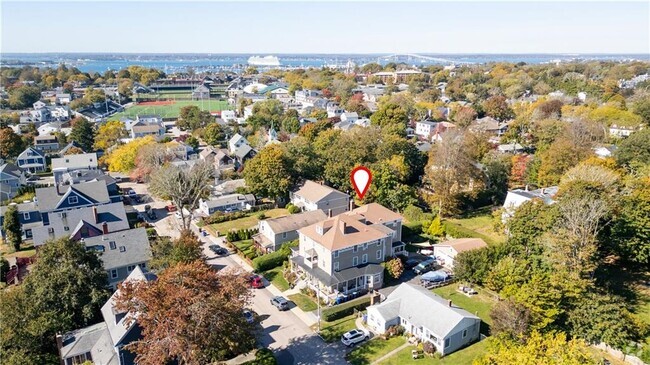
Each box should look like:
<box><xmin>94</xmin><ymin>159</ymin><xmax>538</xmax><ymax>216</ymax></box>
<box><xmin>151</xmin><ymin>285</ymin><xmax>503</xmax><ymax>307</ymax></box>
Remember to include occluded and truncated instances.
<box><xmin>413</xmin><ymin>257</ymin><xmax>436</xmax><ymax>275</ymax></box>
<box><xmin>249</xmin><ymin>274</ymin><xmax>265</xmax><ymax>289</ymax></box>
<box><xmin>209</xmin><ymin>244</ymin><xmax>228</xmax><ymax>255</ymax></box>
<box><xmin>270</xmin><ymin>296</ymin><xmax>289</xmax><ymax>311</ymax></box>
<box><xmin>243</xmin><ymin>309</ymin><xmax>255</xmax><ymax>324</ymax></box>
<box><xmin>341</xmin><ymin>329</ymin><xmax>369</xmax><ymax>347</ymax></box>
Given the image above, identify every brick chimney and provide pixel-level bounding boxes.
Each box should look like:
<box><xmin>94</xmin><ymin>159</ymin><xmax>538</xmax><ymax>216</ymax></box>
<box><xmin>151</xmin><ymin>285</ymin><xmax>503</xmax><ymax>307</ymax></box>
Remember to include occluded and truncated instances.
<box><xmin>102</xmin><ymin>222</ymin><xmax>108</xmax><ymax>234</ymax></box>
<box><xmin>55</xmin><ymin>334</ymin><xmax>64</xmax><ymax>365</ymax></box>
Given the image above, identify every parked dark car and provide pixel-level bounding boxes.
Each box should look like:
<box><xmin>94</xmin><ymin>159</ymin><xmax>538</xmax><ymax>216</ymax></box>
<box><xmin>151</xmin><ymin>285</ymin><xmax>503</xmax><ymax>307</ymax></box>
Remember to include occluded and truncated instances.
<box><xmin>209</xmin><ymin>244</ymin><xmax>228</xmax><ymax>256</ymax></box>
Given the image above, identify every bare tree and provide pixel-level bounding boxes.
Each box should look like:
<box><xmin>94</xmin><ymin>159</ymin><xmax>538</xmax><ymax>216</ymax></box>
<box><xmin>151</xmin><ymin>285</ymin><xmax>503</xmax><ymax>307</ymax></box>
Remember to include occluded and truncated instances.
<box><xmin>149</xmin><ymin>160</ymin><xmax>214</xmax><ymax>230</ymax></box>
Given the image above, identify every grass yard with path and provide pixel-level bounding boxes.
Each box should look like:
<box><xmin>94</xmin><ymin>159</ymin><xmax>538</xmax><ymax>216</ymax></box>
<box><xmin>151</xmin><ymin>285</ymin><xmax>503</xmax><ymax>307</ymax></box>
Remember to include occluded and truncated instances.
<box><xmin>0</xmin><ymin>242</ymin><xmax>36</xmax><ymax>259</ymax></box>
<box><xmin>380</xmin><ymin>339</ymin><xmax>489</xmax><ymax>365</ymax></box>
<box><xmin>207</xmin><ymin>208</ymin><xmax>289</xmax><ymax>235</ymax></box>
<box><xmin>261</xmin><ymin>266</ymin><xmax>290</xmax><ymax>291</ymax></box>
<box><xmin>347</xmin><ymin>336</ymin><xmax>407</xmax><ymax>365</ymax></box>
<box><xmin>110</xmin><ymin>99</ymin><xmax>232</xmax><ymax>119</ymax></box>
<box><xmin>315</xmin><ymin>313</ymin><xmax>359</xmax><ymax>343</ymax></box>
<box><xmin>288</xmin><ymin>293</ymin><xmax>318</xmax><ymax>312</ymax></box>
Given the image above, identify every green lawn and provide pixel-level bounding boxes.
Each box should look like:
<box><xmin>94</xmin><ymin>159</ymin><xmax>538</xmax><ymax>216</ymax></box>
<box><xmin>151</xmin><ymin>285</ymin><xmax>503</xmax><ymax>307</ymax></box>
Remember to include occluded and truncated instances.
<box><xmin>347</xmin><ymin>337</ymin><xmax>407</xmax><ymax>365</ymax></box>
<box><xmin>431</xmin><ymin>285</ymin><xmax>497</xmax><ymax>327</ymax></box>
<box><xmin>1</xmin><ymin>242</ymin><xmax>36</xmax><ymax>259</ymax></box>
<box><xmin>315</xmin><ymin>314</ymin><xmax>359</xmax><ymax>342</ymax></box>
<box><xmin>208</xmin><ymin>208</ymin><xmax>289</xmax><ymax>235</ymax></box>
<box><xmin>445</xmin><ymin>208</ymin><xmax>505</xmax><ymax>245</ymax></box>
<box><xmin>231</xmin><ymin>240</ymin><xmax>258</xmax><ymax>260</ymax></box>
<box><xmin>288</xmin><ymin>293</ymin><xmax>318</xmax><ymax>312</ymax></box>
<box><xmin>381</xmin><ymin>339</ymin><xmax>488</xmax><ymax>365</ymax></box>
<box><xmin>110</xmin><ymin>99</ymin><xmax>232</xmax><ymax>119</ymax></box>
<box><xmin>262</xmin><ymin>266</ymin><xmax>290</xmax><ymax>292</ymax></box>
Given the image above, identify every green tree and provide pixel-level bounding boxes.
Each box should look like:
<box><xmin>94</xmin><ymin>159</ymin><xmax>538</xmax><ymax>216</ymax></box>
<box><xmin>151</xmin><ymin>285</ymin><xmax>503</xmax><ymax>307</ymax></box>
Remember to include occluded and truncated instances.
<box><xmin>8</xmin><ymin>85</ymin><xmax>41</xmax><ymax>109</ymax></box>
<box><xmin>370</xmin><ymin>103</ymin><xmax>408</xmax><ymax>128</ymax></box>
<box><xmin>3</xmin><ymin>205</ymin><xmax>22</xmax><ymax>251</ymax></box>
<box><xmin>0</xmin><ymin>127</ymin><xmax>25</xmax><ymax>159</ymax></box>
<box><xmin>185</xmin><ymin>136</ymin><xmax>199</xmax><ymax>150</ymax></box>
<box><xmin>475</xmin><ymin>331</ymin><xmax>597</xmax><ymax>365</ymax></box>
<box><xmin>178</xmin><ymin>106</ymin><xmax>213</xmax><ymax>131</ymax></box>
<box><xmin>615</xmin><ymin>128</ymin><xmax>650</xmax><ymax>168</ymax></box>
<box><xmin>201</xmin><ymin>123</ymin><xmax>226</xmax><ymax>146</ymax></box>
<box><xmin>427</xmin><ymin>215</ymin><xmax>445</xmax><ymax>237</ymax></box>
<box><xmin>383</xmin><ymin>257</ymin><xmax>404</xmax><ymax>280</ymax></box>
<box><xmin>567</xmin><ymin>292</ymin><xmax>641</xmax><ymax>350</ymax></box>
<box><xmin>243</xmin><ymin>144</ymin><xmax>293</xmax><ymax>200</ymax></box>
<box><xmin>0</xmin><ymin>237</ymin><xmax>109</xmax><ymax>362</ymax></box>
<box><xmin>611</xmin><ymin>172</ymin><xmax>650</xmax><ymax>265</ymax></box>
<box><xmin>68</xmin><ymin>117</ymin><xmax>95</xmax><ymax>152</ymax></box>
<box><xmin>149</xmin><ymin>231</ymin><xmax>204</xmax><ymax>271</ymax></box>
<box><xmin>364</xmin><ymin>164</ymin><xmax>417</xmax><ymax>212</ymax></box>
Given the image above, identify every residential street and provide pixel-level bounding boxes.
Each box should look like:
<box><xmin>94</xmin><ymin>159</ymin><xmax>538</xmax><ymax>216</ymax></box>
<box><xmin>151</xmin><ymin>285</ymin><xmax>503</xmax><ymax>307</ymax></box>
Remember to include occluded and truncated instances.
<box><xmin>122</xmin><ymin>180</ymin><xmax>348</xmax><ymax>364</ymax></box>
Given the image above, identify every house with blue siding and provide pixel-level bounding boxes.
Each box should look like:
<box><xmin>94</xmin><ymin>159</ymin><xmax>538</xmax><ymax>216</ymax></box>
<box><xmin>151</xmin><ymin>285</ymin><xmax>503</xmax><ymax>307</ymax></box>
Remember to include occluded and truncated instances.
<box><xmin>0</xmin><ymin>163</ymin><xmax>26</xmax><ymax>202</ymax></box>
<box><xmin>16</xmin><ymin>147</ymin><xmax>46</xmax><ymax>173</ymax></box>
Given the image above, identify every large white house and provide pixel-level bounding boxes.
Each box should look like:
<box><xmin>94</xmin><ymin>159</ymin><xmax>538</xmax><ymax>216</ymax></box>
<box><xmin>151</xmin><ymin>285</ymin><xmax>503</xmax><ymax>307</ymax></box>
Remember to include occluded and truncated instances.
<box><xmin>433</xmin><ymin>238</ymin><xmax>488</xmax><ymax>269</ymax></box>
<box><xmin>290</xmin><ymin>180</ymin><xmax>350</xmax><ymax>216</ymax></box>
<box><xmin>501</xmin><ymin>186</ymin><xmax>558</xmax><ymax>222</ymax></box>
<box><xmin>366</xmin><ymin>283</ymin><xmax>481</xmax><ymax>356</ymax></box>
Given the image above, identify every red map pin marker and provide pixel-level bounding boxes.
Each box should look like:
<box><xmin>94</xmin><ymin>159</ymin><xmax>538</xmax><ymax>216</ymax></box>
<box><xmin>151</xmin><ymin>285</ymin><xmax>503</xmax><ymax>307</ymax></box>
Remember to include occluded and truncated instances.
<box><xmin>351</xmin><ymin>166</ymin><xmax>372</xmax><ymax>200</ymax></box>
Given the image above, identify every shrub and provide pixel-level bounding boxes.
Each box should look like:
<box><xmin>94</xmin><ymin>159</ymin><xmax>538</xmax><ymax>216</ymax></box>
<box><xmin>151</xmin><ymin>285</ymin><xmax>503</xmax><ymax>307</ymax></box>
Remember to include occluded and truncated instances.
<box><xmin>383</xmin><ymin>257</ymin><xmax>404</xmax><ymax>280</ymax></box>
<box><xmin>403</xmin><ymin>205</ymin><xmax>425</xmax><ymax>222</ymax></box>
<box><xmin>385</xmin><ymin>325</ymin><xmax>405</xmax><ymax>338</ymax></box>
<box><xmin>243</xmin><ymin>348</ymin><xmax>277</xmax><ymax>365</ymax></box>
<box><xmin>423</xmin><ymin>341</ymin><xmax>435</xmax><ymax>354</ymax></box>
<box><xmin>286</xmin><ymin>203</ymin><xmax>301</xmax><ymax>214</ymax></box>
<box><xmin>321</xmin><ymin>297</ymin><xmax>371</xmax><ymax>322</ymax></box>
<box><xmin>257</xmin><ymin>212</ymin><xmax>267</xmax><ymax>220</ymax></box>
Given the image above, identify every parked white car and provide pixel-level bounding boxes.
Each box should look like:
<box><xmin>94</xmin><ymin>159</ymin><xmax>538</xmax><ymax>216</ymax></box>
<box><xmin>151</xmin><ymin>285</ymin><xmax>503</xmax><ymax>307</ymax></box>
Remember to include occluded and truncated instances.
<box><xmin>341</xmin><ymin>328</ymin><xmax>369</xmax><ymax>347</ymax></box>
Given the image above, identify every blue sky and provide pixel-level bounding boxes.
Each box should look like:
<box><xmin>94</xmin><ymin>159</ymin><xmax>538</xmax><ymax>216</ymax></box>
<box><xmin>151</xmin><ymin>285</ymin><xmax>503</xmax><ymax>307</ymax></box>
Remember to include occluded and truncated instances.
<box><xmin>2</xmin><ymin>1</ymin><xmax>648</xmax><ymax>54</ymax></box>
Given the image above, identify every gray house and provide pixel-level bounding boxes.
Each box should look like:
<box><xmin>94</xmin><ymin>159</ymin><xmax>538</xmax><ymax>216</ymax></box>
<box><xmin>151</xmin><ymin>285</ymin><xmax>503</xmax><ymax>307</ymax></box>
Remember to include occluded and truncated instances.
<box><xmin>253</xmin><ymin>209</ymin><xmax>327</xmax><ymax>253</ymax></box>
<box><xmin>58</xmin><ymin>266</ymin><xmax>156</xmax><ymax>365</ymax></box>
<box><xmin>290</xmin><ymin>180</ymin><xmax>350</xmax><ymax>217</ymax></box>
<box><xmin>199</xmin><ymin>193</ymin><xmax>256</xmax><ymax>215</ymax></box>
<box><xmin>366</xmin><ymin>283</ymin><xmax>481</xmax><ymax>356</ymax></box>
<box><xmin>0</xmin><ymin>163</ymin><xmax>26</xmax><ymax>202</ymax></box>
<box><xmin>83</xmin><ymin>227</ymin><xmax>152</xmax><ymax>289</ymax></box>
<box><xmin>291</xmin><ymin>203</ymin><xmax>405</xmax><ymax>302</ymax></box>
<box><xmin>51</xmin><ymin>153</ymin><xmax>99</xmax><ymax>184</ymax></box>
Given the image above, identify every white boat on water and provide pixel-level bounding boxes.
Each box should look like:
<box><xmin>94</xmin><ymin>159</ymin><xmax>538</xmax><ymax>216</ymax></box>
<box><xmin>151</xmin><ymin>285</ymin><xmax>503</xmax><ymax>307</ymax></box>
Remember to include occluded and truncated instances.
<box><xmin>248</xmin><ymin>55</ymin><xmax>280</xmax><ymax>66</ymax></box>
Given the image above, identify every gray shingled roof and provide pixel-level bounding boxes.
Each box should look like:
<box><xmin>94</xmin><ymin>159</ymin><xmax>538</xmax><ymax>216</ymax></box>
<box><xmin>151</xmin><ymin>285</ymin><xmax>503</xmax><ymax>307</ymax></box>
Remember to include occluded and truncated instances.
<box><xmin>203</xmin><ymin>193</ymin><xmax>255</xmax><ymax>209</ymax></box>
<box><xmin>51</xmin><ymin>153</ymin><xmax>98</xmax><ymax>170</ymax></box>
<box><xmin>83</xmin><ymin>228</ymin><xmax>152</xmax><ymax>271</ymax></box>
<box><xmin>35</xmin><ymin>181</ymin><xmax>109</xmax><ymax>212</ymax></box>
<box><xmin>370</xmin><ymin>283</ymin><xmax>480</xmax><ymax>338</ymax></box>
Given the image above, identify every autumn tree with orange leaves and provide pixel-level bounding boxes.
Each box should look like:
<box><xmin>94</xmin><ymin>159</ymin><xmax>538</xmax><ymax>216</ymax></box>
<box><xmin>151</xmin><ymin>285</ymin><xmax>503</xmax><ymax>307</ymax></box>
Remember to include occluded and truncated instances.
<box><xmin>115</xmin><ymin>261</ymin><xmax>256</xmax><ymax>365</ymax></box>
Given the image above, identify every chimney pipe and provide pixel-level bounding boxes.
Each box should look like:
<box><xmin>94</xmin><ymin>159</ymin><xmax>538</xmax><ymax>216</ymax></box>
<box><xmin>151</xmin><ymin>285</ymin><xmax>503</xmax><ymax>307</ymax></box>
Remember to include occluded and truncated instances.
<box><xmin>102</xmin><ymin>222</ymin><xmax>108</xmax><ymax>235</ymax></box>
<box><xmin>328</xmin><ymin>209</ymin><xmax>332</xmax><ymax>218</ymax></box>
<box><xmin>92</xmin><ymin>206</ymin><xmax>98</xmax><ymax>223</ymax></box>
<box><xmin>349</xmin><ymin>199</ymin><xmax>354</xmax><ymax>212</ymax></box>
<box><xmin>524</xmin><ymin>185</ymin><xmax>529</xmax><ymax>192</ymax></box>
<box><xmin>56</xmin><ymin>334</ymin><xmax>64</xmax><ymax>365</ymax></box>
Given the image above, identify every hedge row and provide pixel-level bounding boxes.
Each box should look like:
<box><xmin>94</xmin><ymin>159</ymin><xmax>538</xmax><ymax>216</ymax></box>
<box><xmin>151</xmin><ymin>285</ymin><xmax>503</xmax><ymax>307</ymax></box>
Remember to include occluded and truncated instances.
<box><xmin>251</xmin><ymin>240</ymin><xmax>297</xmax><ymax>272</ymax></box>
<box><xmin>202</xmin><ymin>210</ymin><xmax>248</xmax><ymax>225</ymax></box>
<box><xmin>226</xmin><ymin>228</ymin><xmax>258</xmax><ymax>242</ymax></box>
<box><xmin>322</xmin><ymin>297</ymin><xmax>371</xmax><ymax>322</ymax></box>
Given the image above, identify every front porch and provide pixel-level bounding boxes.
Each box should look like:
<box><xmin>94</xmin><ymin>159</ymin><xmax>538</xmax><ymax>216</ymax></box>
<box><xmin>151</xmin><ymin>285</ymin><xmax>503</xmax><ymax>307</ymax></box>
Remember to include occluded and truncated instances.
<box><xmin>290</xmin><ymin>250</ymin><xmax>384</xmax><ymax>305</ymax></box>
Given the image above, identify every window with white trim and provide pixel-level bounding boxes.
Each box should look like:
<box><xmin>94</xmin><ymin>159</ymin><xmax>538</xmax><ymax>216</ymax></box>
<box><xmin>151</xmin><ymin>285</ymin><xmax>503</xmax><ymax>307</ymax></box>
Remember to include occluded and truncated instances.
<box><xmin>111</xmin><ymin>269</ymin><xmax>118</xmax><ymax>279</ymax></box>
<box><xmin>333</xmin><ymin>250</ymin><xmax>339</xmax><ymax>258</ymax></box>
<box><xmin>23</xmin><ymin>212</ymin><xmax>30</xmax><ymax>220</ymax></box>
<box><xmin>376</xmin><ymin>250</ymin><xmax>382</xmax><ymax>260</ymax></box>
<box><xmin>334</xmin><ymin>262</ymin><xmax>339</xmax><ymax>272</ymax></box>
<box><xmin>362</xmin><ymin>254</ymin><xmax>368</xmax><ymax>264</ymax></box>
<box><xmin>352</xmin><ymin>256</ymin><xmax>358</xmax><ymax>266</ymax></box>
<box><xmin>444</xmin><ymin>338</ymin><xmax>450</xmax><ymax>348</ymax></box>
<box><xmin>353</xmin><ymin>245</ymin><xmax>358</xmax><ymax>253</ymax></box>
<box><xmin>68</xmin><ymin>196</ymin><xmax>78</xmax><ymax>204</ymax></box>
<box><xmin>127</xmin><ymin>265</ymin><xmax>136</xmax><ymax>272</ymax></box>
